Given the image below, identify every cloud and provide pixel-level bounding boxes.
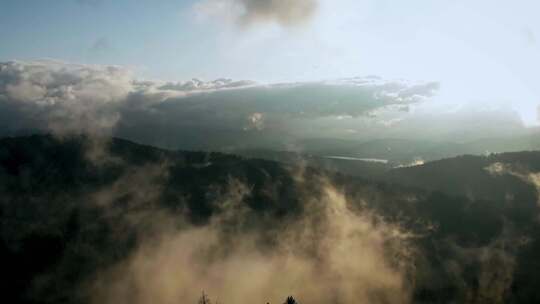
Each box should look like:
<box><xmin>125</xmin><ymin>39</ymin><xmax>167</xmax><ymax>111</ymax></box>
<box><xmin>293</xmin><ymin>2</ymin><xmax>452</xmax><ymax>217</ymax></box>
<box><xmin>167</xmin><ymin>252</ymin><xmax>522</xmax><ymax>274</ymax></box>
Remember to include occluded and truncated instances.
<box><xmin>0</xmin><ymin>61</ymin><xmax>253</xmax><ymax>137</ymax></box>
<box><xmin>159</xmin><ymin>78</ymin><xmax>256</xmax><ymax>91</ymax></box>
<box><xmin>0</xmin><ymin>60</ymin><xmax>133</xmax><ymax>136</ymax></box>
<box><xmin>0</xmin><ymin>60</ymin><xmax>438</xmax><ymax>150</ymax></box>
<box><xmin>194</xmin><ymin>0</ymin><xmax>318</xmax><ymax>27</ymax></box>
<box><xmin>238</xmin><ymin>0</ymin><xmax>318</xmax><ymax>27</ymax></box>
<box><xmin>5</xmin><ymin>79</ymin><xmax>47</xmax><ymax>101</ymax></box>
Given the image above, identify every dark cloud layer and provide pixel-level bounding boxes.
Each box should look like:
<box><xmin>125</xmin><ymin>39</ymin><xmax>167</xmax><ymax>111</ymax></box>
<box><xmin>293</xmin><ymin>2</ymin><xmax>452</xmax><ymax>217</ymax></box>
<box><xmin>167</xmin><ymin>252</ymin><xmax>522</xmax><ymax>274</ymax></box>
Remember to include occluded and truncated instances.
<box><xmin>0</xmin><ymin>60</ymin><xmax>438</xmax><ymax>150</ymax></box>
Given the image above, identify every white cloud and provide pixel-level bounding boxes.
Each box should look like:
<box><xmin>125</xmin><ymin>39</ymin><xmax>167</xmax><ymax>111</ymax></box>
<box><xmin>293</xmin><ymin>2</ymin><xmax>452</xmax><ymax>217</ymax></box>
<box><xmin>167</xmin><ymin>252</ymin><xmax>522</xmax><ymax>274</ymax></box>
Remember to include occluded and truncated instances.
<box><xmin>0</xmin><ymin>61</ymin><xmax>256</xmax><ymax>136</ymax></box>
<box><xmin>5</xmin><ymin>80</ymin><xmax>47</xmax><ymax>102</ymax></box>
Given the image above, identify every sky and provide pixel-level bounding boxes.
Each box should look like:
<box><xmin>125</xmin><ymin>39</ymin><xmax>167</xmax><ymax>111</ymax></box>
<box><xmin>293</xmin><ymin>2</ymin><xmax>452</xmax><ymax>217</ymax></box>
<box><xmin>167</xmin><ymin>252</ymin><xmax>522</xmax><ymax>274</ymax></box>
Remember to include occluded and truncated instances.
<box><xmin>1</xmin><ymin>0</ymin><xmax>539</xmax><ymax>124</ymax></box>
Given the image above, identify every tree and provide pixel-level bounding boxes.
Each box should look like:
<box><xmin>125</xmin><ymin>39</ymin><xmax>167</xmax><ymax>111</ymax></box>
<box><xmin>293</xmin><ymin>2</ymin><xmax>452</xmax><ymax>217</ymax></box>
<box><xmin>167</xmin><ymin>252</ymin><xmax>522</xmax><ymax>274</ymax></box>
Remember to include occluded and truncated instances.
<box><xmin>283</xmin><ymin>296</ymin><xmax>298</xmax><ymax>304</ymax></box>
<box><xmin>198</xmin><ymin>291</ymin><xmax>211</xmax><ymax>304</ymax></box>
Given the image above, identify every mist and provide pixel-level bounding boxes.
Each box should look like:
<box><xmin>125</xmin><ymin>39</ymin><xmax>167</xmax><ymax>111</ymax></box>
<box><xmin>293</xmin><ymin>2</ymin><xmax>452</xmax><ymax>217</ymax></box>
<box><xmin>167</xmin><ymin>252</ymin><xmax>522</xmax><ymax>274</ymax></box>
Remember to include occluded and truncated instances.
<box><xmin>2</xmin><ymin>1</ymin><xmax>540</xmax><ymax>303</ymax></box>
<box><xmin>88</xmin><ymin>172</ymin><xmax>415</xmax><ymax>304</ymax></box>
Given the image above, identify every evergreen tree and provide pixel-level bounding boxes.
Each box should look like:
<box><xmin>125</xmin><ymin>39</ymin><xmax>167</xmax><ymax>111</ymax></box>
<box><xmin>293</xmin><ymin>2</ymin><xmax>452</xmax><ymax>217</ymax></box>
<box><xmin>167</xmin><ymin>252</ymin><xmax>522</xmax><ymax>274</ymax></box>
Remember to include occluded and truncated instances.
<box><xmin>283</xmin><ymin>296</ymin><xmax>298</xmax><ymax>304</ymax></box>
<box><xmin>198</xmin><ymin>291</ymin><xmax>211</xmax><ymax>304</ymax></box>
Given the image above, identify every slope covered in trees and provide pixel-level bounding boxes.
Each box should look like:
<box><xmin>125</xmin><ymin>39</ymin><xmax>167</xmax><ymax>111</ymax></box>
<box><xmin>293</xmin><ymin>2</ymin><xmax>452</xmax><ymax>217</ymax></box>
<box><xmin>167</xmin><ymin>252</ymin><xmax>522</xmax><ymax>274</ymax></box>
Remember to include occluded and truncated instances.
<box><xmin>1</xmin><ymin>135</ymin><xmax>539</xmax><ymax>303</ymax></box>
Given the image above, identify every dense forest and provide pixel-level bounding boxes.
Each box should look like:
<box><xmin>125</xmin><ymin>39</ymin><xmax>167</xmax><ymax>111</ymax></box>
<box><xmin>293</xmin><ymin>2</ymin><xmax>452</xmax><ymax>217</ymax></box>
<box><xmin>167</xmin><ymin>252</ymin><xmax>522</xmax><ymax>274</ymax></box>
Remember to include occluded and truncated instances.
<box><xmin>1</xmin><ymin>135</ymin><xmax>540</xmax><ymax>303</ymax></box>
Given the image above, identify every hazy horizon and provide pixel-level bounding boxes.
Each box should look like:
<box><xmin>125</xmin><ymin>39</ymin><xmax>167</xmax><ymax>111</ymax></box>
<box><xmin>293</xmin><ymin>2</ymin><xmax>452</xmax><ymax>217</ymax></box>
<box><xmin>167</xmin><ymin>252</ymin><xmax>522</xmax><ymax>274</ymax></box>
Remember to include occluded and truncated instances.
<box><xmin>2</xmin><ymin>1</ymin><xmax>540</xmax><ymax>304</ymax></box>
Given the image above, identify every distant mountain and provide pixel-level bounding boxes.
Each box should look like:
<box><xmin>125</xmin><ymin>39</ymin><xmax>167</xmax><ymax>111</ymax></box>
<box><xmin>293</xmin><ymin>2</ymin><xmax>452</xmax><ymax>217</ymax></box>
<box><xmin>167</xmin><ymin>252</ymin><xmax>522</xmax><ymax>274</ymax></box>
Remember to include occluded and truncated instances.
<box><xmin>384</xmin><ymin>151</ymin><xmax>540</xmax><ymax>203</ymax></box>
<box><xmin>233</xmin><ymin>148</ymin><xmax>392</xmax><ymax>179</ymax></box>
<box><xmin>293</xmin><ymin>135</ymin><xmax>540</xmax><ymax>163</ymax></box>
<box><xmin>1</xmin><ymin>135</ymin><xmax>540</xmax><ymax>303</ymax></box>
